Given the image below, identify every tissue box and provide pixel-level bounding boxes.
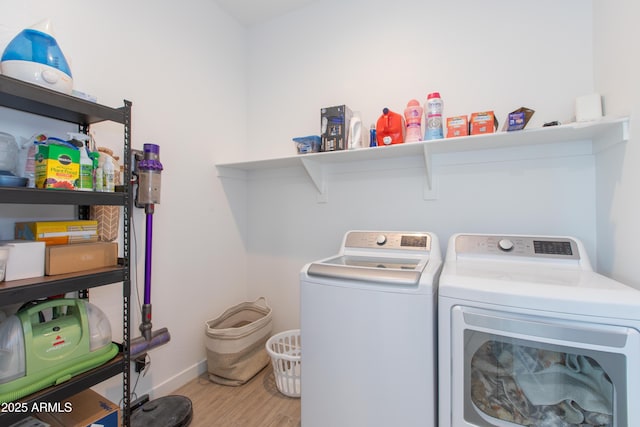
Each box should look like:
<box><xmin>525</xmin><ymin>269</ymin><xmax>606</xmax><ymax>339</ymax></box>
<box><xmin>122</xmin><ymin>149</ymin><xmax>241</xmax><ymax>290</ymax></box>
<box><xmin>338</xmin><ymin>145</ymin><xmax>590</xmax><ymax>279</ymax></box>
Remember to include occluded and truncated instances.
<box><xmin>15</xmin><ymin>220</ymin><xmax>98</xmax><ymax>245</ymax></box>
<box><xmin>35</xmin><ymin>144</ymin><xmax>80</xmax><ymax>190</ymax></box>
<box><xmin>1</xmin><ymin>240</ymin><xmax>45</xmax><ymax>281</ymax></box>
<box><xmin>46</xmin><ymin>242</ymin><xmax>118</xmax><ymax>275</ymax></box>
<box><xmin>575</xmin><ymin>93</ymin><xmax>602</xmax><ymax>122</ymax></box>
<box><xmin>321</xmin><ymin>105</ymin><xmax>353</xmax><ymax>151</ymax></box>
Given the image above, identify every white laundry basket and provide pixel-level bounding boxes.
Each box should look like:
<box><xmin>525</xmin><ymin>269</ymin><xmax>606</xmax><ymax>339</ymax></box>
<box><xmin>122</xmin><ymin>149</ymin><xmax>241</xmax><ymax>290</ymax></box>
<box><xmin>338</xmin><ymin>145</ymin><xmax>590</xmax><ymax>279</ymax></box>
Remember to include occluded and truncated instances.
<box><xmin>266</xmin><ymin>329</ymin><xmax>301</xmax><ymax>398</ymax></box>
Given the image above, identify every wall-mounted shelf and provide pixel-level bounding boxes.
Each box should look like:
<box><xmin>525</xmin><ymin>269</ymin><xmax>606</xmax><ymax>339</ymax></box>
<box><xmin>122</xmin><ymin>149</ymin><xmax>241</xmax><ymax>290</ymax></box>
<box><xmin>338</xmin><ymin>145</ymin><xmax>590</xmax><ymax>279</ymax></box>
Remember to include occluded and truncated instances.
<box><xmin>216</xmin><ymin>117</ymin><xmax>630</xmax><ymax>202</ymax></box>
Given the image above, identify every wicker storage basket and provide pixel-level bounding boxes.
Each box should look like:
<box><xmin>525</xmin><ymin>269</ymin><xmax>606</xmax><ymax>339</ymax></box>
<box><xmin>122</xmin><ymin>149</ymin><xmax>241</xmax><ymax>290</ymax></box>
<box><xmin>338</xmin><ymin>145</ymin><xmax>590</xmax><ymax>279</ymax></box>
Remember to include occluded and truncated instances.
<box><xmin>205</xmin><ymin>297</ymin><xmax>273</xmax><ymax>386</ymax></box>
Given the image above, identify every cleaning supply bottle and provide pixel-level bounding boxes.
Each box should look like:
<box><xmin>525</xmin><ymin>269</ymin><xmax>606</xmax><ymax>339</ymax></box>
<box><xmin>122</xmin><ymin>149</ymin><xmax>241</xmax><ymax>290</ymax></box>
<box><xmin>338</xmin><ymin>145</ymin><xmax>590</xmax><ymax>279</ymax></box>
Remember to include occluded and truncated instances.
<box><xmin>369</xmin><ymin>124</ymin><xmax>377</xmax><ymax>147</ymax></box>
<box><xmin>376</xmin><ymin>108</ymin><xmax>405</xmax><ymax>146</ymax></box>
<box><xmin>102</xmin><ymin>155</ymin><xmax>115</xmax><ymax>192</ymax></box>
<box><xmin>424</xmin><ymin>92</ymin><xmax>444</xmax><ymax>140</ymax></box>
<box><xmin>348</xmin><ymin>113</ymin><xmax>363</xmax><ymax>149</ymax></box>
<box><xmin>77</xmin><ymin>145</ymin><xmax>93</xmax><ymax>191</ymax></box>
<box><xmin>404</xmin><ymin>99</ymin><xmax>423</xmax><ymax>142</ymax></box>
<box><xmin>89</xmin><ymin>152</ymin><xmax>100</xmax><ymax>191</ymax></box>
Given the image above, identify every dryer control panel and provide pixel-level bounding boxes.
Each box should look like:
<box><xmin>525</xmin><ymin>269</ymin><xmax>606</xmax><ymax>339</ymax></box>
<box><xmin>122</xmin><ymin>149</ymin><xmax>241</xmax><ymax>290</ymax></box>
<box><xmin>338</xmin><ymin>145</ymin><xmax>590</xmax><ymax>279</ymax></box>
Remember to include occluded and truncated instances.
<box><xmin>455</xmin><ymin>234</ymin><xmax>580</xmax><ymax>260</ymax></box>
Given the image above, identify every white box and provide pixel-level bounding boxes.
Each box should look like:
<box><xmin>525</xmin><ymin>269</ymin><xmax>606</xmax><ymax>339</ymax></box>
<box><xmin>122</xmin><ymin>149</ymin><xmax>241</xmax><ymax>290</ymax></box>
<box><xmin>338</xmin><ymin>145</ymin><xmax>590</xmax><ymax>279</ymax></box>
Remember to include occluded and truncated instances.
<box><xmin>575</xmin><ymin>93</ymin><xmax>603</xmax><ymax>122</ymax></box>
<box><xmin>9</xmin><ymin>415</ymin><xmax>51</xmax><ymax>427</ymax></box>
<box><xmin>1</xmin><ymin>240</ymin><xmax>45</xmax><ymax>281</ymax></box>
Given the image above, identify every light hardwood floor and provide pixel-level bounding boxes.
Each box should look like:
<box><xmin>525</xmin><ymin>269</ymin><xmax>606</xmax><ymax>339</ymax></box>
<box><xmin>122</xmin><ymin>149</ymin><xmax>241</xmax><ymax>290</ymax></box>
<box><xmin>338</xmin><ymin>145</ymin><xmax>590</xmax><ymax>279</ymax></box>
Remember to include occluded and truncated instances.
<box><xmin>171</xmin><ymin>366</ymin><xmax>301</xmax><ymax>427</ymax></box>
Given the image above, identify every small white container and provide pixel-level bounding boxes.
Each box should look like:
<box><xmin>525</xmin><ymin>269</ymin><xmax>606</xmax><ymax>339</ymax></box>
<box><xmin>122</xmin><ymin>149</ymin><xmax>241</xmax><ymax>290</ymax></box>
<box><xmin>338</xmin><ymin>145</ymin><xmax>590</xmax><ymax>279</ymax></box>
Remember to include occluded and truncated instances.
<box><xmin>0</xmin><ymin>247</ymin><xmax>9</xmax><ymax>281</ymax></box>
<box><xmin>102</xmin><ymin>155</ymin><xmax>115</xmax><ymax>192</ymax></box>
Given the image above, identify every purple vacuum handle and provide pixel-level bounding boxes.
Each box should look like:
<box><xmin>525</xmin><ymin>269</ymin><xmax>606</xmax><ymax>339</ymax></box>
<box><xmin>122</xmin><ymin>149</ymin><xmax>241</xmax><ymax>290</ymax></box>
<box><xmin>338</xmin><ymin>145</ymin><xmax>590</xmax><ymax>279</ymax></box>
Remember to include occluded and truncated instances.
<box><xmin>144</xmin><ymin>211</ymin><xmax>154</xmax><ymax>305</ymax></box>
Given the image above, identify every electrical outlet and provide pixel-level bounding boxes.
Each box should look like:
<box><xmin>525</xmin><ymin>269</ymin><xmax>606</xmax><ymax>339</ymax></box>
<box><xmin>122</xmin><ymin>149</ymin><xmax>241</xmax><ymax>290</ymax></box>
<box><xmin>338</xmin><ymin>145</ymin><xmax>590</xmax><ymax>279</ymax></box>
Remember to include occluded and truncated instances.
<box><xmin>134</xmin><ymin>355</ymin><xmax>147</xmax><ymax>373</ymax></box>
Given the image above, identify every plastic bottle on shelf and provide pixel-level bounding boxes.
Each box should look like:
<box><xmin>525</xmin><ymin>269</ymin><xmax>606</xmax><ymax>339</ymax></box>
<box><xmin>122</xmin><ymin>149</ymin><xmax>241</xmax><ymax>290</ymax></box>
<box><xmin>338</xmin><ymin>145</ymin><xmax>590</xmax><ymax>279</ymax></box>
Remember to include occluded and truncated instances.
<box><xmin>376</xmin><ymin>108</ymin><xmax>405</xmax><ymax>146</ymax></box>
<box><xmin>424</xmin><ymin>92</ymin><xmax>444</xmax><ymax>140</ymax></box>
<box><xmin>23</xmin><ymin>140</ymin><xmax>38</xmax><ymax>188</ymax></box>
<box><xmin>77</xmin><ymin>145</ymin><xmax>93</xmax><ymax>191</ymax></box>
<box><xmin>369</xmin><ymin>124</ymin><xmax>377</xmax><ymax>147</ymax></box>
<box><xmin>102</xmin><ymin>155</ymin><xmax>115</xmax><ymax>192</ymax></box>
<box><xmin>404</xmin><ymin>99</ymin><xmax>423</xmax><ymax>142</ymax></box>
<box><xmin>89</xmin><ymin>152</ymin><xmax>100</xmax><ymax>191</ymax></box>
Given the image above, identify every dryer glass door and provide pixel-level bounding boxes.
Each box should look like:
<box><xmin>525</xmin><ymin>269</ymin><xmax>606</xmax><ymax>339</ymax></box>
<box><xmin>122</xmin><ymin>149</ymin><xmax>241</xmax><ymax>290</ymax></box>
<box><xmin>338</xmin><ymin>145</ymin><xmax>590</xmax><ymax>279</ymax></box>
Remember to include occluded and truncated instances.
<box><xmin>450</xmin><ymin>306</ymin><xmax>640</xmax><ymax>427</ymax></box>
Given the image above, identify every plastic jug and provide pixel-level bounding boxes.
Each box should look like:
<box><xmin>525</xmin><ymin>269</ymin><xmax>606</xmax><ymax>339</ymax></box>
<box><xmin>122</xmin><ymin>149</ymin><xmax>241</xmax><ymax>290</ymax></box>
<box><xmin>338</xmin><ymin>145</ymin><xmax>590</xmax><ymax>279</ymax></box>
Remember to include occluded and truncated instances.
<box><xmin>376</xmin><ymin>108</ymin><xmax>405</xmax><ymax>146</ymax></box>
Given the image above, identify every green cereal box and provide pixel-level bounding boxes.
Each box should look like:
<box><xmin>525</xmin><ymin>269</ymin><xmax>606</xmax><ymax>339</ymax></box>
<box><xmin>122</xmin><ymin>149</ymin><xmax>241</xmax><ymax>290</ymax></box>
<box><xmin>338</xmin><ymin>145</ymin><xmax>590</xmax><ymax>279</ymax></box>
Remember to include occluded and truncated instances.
<box><xmin>35</xmin><ymin>144</ymin><xmax>80</xmax><ymax>190</ymax></box>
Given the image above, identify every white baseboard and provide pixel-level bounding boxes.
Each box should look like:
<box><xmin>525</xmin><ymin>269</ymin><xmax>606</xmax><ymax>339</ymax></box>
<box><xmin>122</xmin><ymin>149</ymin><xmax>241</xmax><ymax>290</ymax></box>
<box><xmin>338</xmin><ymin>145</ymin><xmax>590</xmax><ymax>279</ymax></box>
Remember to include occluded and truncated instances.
<box><xmin>146</xmin><ymin>358</ymin><xmax>208</xmax><ymax>399</ymax></box>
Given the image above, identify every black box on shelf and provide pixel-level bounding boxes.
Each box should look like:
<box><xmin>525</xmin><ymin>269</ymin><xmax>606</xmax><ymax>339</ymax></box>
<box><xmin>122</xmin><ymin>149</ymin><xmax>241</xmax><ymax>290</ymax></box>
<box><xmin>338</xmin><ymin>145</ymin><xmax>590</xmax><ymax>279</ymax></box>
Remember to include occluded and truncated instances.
<box><xmin>320</xmin><ymin>105</ymin><xmax>353</xmax><ymax>152</ymax></box>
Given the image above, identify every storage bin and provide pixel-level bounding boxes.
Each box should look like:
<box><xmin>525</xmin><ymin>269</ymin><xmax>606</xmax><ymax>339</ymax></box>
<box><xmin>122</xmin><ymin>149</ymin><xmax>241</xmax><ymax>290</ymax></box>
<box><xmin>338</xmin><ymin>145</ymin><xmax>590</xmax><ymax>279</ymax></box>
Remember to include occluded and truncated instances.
<box><xmin>205</xmin><ymin>297</ymin><xmax>273</xmax><ymax>386</ymax></box>
<box><xmin>266</xmin><ymin>329</ymin><xmax>301</xmax><ymax>398</ymax></box>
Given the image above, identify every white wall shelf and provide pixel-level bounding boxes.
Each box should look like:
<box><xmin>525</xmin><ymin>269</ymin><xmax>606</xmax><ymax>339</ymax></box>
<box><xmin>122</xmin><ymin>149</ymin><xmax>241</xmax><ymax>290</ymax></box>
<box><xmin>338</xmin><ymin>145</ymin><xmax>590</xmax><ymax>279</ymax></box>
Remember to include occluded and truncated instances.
<box><xmin>216</xmin><ymin>116</ymin><xmax>630</xmax><ymax>202</ymax></box>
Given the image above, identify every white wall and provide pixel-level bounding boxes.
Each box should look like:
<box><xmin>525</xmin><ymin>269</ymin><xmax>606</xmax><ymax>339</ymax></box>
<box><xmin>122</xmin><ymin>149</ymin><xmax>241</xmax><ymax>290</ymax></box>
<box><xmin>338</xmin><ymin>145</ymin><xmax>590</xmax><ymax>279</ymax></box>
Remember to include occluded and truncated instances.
<box><xmin>240</xmin><ymin>0</ymin><xmax>598</xmax><ymax>332</ymax></box>
<box><xmin>593</xmin><ymin>0</ymin><xmax>640</xmax><ymax>287</ymax></box>
<box><xmin>0</xmin><ymin>0</ymin><xmax>249</xmax><ymax>403</ymax></box>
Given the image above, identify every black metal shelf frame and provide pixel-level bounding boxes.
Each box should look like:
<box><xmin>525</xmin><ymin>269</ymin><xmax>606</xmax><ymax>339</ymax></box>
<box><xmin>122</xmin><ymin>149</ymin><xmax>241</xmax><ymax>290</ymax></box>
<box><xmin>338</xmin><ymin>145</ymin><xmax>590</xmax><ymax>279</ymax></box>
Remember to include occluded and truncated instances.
<box><xmin>0</xmin><ymin>76</ymin><xmax>132</xmax><ymax>426</ymax></box>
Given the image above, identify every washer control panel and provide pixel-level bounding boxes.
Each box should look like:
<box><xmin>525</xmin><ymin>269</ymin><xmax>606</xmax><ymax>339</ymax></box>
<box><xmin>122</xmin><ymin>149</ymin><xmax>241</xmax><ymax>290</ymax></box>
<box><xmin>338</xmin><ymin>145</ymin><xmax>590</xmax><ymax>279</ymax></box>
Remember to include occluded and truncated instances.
<box><xmin>455</xmin><ymin>234</ymin><xmax>580</xmax><ymax>260</ymax></box>
<box><xmin>344</xmin><ymin>231</ymin><xmax>431</xmax><ymax>251</ymax></box>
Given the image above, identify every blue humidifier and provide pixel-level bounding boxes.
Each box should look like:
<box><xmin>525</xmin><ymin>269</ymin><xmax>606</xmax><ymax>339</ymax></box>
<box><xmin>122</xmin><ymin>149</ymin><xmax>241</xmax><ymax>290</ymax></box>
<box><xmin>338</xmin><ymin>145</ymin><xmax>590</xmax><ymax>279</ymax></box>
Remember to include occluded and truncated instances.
<box><xmin>1</xmin><ymin>19</ymin><xmax>73</xmax><ymax>94</ymax></box>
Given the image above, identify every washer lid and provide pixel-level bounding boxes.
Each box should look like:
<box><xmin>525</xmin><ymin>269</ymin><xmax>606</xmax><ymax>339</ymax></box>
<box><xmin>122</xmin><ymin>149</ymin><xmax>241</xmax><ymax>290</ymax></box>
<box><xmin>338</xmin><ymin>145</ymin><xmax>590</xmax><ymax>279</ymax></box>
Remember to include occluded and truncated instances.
<box><xmin>307</xmin><ymin>255</ymin><xmax>426</xmax><ymax>286</ymax></box>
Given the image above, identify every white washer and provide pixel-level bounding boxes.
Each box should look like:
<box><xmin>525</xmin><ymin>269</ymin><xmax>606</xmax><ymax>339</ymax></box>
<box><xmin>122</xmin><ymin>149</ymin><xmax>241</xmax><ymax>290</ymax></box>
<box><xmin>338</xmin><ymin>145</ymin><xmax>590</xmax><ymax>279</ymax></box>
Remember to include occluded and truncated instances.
<box><xmin>439</xmin><ymin>233</ymin><xmax>640</xmax><ymax>427</ymax></box>
<box><xmin>300</xmin><ymin>230</ymin><xmax>442</xmax><ymax>427</ymax></box>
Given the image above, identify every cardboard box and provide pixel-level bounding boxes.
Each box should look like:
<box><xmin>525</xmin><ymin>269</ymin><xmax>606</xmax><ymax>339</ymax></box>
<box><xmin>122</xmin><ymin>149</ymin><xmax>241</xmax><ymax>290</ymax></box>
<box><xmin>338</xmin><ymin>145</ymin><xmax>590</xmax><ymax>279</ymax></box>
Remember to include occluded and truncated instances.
<box><xmin>37</xmin><ymin>389</ymin><xmax>119</xmax><ymax>427</ymax></box>
<box><xmin>15</xmin><ymin>220</ymin><xmax>98</xmax><ymax>246</ymax></box>
<box><xmin>1</xmin><ymin>240</ymin><xmax>45</xmax><ymax>281</ymax></box>
<box><xmin>320</xmin><ymin>105</ymin><xmax>353</xmax><ymax>151</ymax></box>
<box><xmin>35</xmin><ymin>144</ymin><xmax>80</xmax><ymax>190</ymax></box>
<box><xmin>446</xmin><ymin>115</ymin><xmax>469</xmax><ymax>138</ymax></box>
<box><xmin>470</xmin><ymin>111</ymin><xmax>499</xmax><ymax>135</ymax></box>
<box><xmin>46</xmin><ymin>242</ymin><xmax>118</xmax><ymax>275</ymax></box>
<box><xmin>503</xmin><ymin>107</ymin><xmax>535</xmax><ymax>131</ymax></box>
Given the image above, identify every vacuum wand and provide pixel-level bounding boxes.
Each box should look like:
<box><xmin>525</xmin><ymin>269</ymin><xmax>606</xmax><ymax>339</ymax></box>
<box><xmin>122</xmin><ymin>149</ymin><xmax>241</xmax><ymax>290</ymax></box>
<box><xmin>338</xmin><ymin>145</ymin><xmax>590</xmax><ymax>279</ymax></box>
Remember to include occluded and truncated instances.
<box><xmin>131</xmin><ymin>144</ymin><xmax>170</xmax><ymax>359</ymax></box>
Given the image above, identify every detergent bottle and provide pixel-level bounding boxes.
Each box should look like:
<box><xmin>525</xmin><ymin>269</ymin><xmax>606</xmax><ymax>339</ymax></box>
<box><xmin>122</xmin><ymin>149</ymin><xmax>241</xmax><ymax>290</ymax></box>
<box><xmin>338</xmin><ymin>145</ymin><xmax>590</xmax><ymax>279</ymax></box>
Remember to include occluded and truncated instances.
<box><xmin>376</xmin><ymin>108</ymin><xmax>405</xmax><ymax>146</ymax></box>
<box><xmin>424</xmin><ymin>92</ymin><xmax>444</xmax><ymax>140</ymax></box>
<box><xmin>404</xmin><ymin>99</ymin><xmax>423</xmax><ymax>142</ymax></box>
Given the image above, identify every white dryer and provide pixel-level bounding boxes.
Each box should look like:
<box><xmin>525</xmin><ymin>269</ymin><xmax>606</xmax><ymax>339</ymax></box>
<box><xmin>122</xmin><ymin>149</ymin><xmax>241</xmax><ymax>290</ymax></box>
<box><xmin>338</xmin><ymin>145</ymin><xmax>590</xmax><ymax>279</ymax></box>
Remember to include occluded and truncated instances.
<box><xmin>300</xmin><ymin>230</ymin><xmax>442</xmax><ymax>427</ymax></box>
<box><xmin>438</xmin><ymin>233</ymin><xmax>640</xmax><ymax>427</ymax></box>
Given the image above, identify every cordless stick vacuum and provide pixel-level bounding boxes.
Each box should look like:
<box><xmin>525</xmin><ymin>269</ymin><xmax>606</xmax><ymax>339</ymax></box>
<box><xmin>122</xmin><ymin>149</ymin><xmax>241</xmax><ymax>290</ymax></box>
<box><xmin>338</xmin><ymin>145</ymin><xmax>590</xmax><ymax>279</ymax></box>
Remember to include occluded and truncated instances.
<box><xmin>130</xmin><ymin>144</ymin><xmax>193</xmax><ymax>427</ymax></box>
<box><xmin>130</xmin><ymin>143</ymin><xmax>171</xmax><ymax>359</ymax></box>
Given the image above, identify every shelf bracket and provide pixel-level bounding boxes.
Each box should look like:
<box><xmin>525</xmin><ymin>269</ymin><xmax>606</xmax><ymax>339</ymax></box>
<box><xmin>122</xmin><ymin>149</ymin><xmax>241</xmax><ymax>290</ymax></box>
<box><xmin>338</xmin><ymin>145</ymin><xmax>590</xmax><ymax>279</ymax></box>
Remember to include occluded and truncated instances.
<box><xmin>300</xmin><ymin>157</ymin><xmax>328</xmax><ymax>203</ymax></box>
<box><xmin>592</xmin><ymin>117</ymin><xmax>631</xmax><ymax>153</ymax></box>
<box><xmin>422</xmin><ymin>144</ymin><xmax>437</xmax><ymax>200</ymax></box>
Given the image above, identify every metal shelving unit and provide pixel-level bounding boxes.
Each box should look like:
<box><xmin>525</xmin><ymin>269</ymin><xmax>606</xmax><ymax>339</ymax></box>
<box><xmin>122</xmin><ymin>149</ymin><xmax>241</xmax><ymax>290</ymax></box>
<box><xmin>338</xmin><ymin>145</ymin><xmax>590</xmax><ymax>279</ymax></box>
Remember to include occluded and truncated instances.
<box><xmin>0</xmin><ymin>75</ymin><xmax>132</xmax><ymax>426</ymax></box>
